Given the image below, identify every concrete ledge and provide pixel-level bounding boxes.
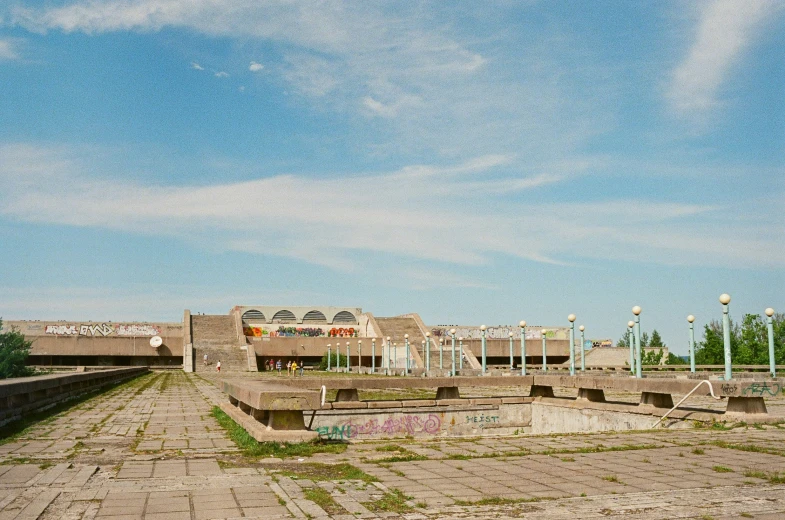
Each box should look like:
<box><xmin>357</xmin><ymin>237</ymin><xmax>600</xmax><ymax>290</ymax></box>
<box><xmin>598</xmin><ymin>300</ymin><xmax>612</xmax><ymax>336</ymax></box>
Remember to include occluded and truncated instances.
<box><xmin>331</xmin><ymin>401</ymin><xmax>368</xmax><ymax>410</ymax></box>
<box><xmin>219</xmin><ymin>402</ymin><xmax>318</xmax><ymax>442</ymax></box>
<box><xmin>0</xmin><ymin>367</ymin><xmax>148</xmax><ymax>426</ymax></box>
<box><xmin>401</xmin><ymin>400</ymin><xmax>437</xmax><ymax>407</ymax></box>
<box><xmin>367</xmin><ymin>401</ymin><xmax>403</xmax><ymax>409</ymax></box>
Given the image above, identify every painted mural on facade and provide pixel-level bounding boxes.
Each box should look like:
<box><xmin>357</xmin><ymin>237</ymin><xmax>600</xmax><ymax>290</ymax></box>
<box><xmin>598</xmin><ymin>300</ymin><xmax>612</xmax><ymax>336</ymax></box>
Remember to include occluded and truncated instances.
<box><xmin>242</xmin><ymin>325</ymin><xmax>358</xmax><ymax>338</ymax></box>
<box><xmin>43</xmin><ymin>323</ymin><xmax>161</xmax><ymax>337</ymax></box>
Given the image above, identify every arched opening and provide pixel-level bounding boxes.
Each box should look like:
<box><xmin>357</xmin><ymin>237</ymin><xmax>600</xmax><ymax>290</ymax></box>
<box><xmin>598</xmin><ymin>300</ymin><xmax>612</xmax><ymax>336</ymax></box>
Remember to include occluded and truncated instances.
<box><xmin>333</xmin><ymin>311</ymin><xmax>357</xmax><ymax>324</ymax></box>
<box><xmin>303</xmin><ymin>310</ymin><xmax>327</xmax><ymax>323</ymax></box>
<box><xmin>241</xmin><ymin>310</ymin><xmax>266</xmax><ymax>322</ymax></box>
<box><xmin>272</xmin><ymin>310</ymin><xmax>297</xmax><ymax>323</ymax></box>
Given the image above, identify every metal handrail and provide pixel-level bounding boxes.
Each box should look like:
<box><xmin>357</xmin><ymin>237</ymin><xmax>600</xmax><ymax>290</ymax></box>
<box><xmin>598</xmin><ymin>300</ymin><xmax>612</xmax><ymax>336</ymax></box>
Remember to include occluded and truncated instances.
<box><xmin>652</xmin><ymin>380</ymin><xmax>722</xmax><ymax>428</ymax></box>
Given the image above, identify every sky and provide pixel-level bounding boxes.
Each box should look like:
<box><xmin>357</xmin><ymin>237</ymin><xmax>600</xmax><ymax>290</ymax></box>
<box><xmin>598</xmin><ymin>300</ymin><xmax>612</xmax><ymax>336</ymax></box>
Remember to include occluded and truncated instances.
<box><xmin>0</xmin><ymin>0</ymin><xmax>783</xmax><ymax>354</ymax></box>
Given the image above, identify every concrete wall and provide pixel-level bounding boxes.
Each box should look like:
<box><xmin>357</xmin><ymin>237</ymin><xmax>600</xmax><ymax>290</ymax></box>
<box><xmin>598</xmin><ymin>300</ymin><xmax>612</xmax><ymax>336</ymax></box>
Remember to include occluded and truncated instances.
<box><xmin>6</xmin><ymin>321</ymin><xmax>182</xmax><ymax>359</ymax></box>
<box><xmin>233</xmin><ymin>305</ymin><xmax>363</xmax><ymax>325</ymax></box>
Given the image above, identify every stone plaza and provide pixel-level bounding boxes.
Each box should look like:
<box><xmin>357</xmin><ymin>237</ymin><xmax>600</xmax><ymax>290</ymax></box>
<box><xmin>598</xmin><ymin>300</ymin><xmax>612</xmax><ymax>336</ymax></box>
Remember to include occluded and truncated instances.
<box><xmin>0</xmin><ymin>370</ymin><xmax>784</xmax><ymax>519</ymax></box>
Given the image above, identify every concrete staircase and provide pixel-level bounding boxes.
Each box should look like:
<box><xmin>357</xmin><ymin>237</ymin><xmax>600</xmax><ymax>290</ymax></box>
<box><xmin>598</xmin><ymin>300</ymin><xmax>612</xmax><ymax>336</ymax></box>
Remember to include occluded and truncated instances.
<box><xmin>374</xmin><ymin>316</ymin><xmax>426</xmax><ymax>368</ymax></box>
<box><xmin>191</xmin><ymin>315</ymin><xmax>247</xmax><ymax>372</ymax></box>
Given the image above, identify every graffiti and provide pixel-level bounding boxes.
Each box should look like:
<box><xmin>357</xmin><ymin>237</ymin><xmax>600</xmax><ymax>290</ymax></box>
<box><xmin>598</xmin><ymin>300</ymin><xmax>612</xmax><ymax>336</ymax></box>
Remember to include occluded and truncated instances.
<box><xmin>116</xmin><ymin>324</ymin><xmax>160</xmax><ymax>336</ymax></box>
<box><xmin>243</xmin><ymin>326</ymin><xmax>329</xmax><ymax>338</ymax></box>
<box><xmin>79</xmin><ymin>323</ymin><xmax>114</xmax><ymax>336</ymax></box>
<box><xmin>317</xmin><ymin>414</ymin><xmax>441</xmax><ymax>440</ymax></box>
<box><xmin>44</xmin><ymin>323</ymin><xmax>161</xmax><ymax>337</ymax></box>
<box><xmin>465</xmin><ymin>414</ymin><xmax>500</xmax><ymax>428</ymax></box>
<box><xmin>45</xmin><ymin>324</ymin><xmax>78</xmax><ymax>335</ymax></box>
<box><xmin>742</xmin><ymin>382</ymin><xmax>782</xmax><ymax>397</ymax></box>
<box><xmin>720</xmin><ymin>384</ymin><xmax>738</xmax><ymax>394</ymax></box>
<box><xmin>328</xmin><ymin>327</ymin><xmax>357</xmax><ymax>338</ymax></box>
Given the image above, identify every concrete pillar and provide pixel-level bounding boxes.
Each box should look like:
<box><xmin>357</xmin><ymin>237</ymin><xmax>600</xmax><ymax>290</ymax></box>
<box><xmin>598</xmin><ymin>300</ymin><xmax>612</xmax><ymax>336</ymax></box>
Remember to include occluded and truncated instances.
<box><xmin>529</xmin><ymin>385</ymin><xmax>555</xmax><ymax>398</ymax></box>
<box><xmin>639</xmin><ymin>392</ymin><xmax>674</xmax><ymax>408</ymax></box>
<box><xmin>577</xmin><ymin>388</ymin><xmax>606</xmax><ymax>402</ymax></box>
<box><xmin>335</xmin><ymin>389</ymin><xmax>360</xmax><ymax>402</ymax></box>
<box><xmin>436</xmin><ymin>387</ymin><xmax>460</xmax><ymax>400</ymax></box>
<box><xmin>726</xmin><ymin>397</ymin><xmax>768</xmax><ymax>414</ymax></box>
<box><xmin>266</xmin><ymin>410</ymin><xmax>307</xmax><ymax>430</ymax></box>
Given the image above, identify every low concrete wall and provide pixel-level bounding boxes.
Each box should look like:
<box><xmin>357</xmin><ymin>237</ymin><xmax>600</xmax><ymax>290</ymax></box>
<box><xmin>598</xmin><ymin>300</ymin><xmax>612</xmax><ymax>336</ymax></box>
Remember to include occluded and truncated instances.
<box><xmin>0</xmin><ymin>367</ymin><xmax>148</xmax><ymax>426</ymax></box>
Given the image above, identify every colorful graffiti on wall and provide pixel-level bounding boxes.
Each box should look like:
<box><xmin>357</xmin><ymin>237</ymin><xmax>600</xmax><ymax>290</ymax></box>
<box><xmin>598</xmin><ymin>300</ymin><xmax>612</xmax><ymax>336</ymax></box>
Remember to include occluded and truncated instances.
<box><xmin>44</xmin><ymin>323</ymin><xmax>162</xmax><ymax>337</ymax></box>
<box><xmin>242</xmin><ymin>326</ymin><xmax>327</xmax><ymax>338</ymax></box>
<box><xmin>316</xmin><ymin>414</ymin><xmax>441</xmax><ymax>440</ymax></box>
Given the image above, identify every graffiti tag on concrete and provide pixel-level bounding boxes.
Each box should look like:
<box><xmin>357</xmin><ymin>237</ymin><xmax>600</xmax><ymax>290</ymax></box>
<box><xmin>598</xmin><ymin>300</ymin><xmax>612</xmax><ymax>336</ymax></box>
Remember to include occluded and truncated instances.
<box><xmin>465</xmin><ymin>414</ymin><xmax>500</xmax><ymax>428</ymax></box>
<box><xmin>742</xmin><ymin>382</ymin><xmax>782</xmax><ymax>397</ymax></box>
<box><xmin>316</xmin><ymin>414</ymin><xmax>441</xmax><ymax>440</ymax></box>
<box><xmin>44</xmin><ymin>323</ymin><xmax>162</xmax><ymax>337</ymax></box>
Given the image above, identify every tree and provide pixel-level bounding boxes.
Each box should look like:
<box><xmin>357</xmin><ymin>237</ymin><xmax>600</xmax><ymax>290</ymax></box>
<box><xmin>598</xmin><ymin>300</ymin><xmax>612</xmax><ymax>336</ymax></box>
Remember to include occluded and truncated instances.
<box><xmin>640</xmin><ymin>348</ymin><xmax>663</xmax><ymax>365</ymax></box>
<box><xmin>665</xmin><ymin>352</ymin><xmax>687</xmax><ymax>365</ymax></box>
<box><xmin>0</xmin><ymin>320</ymin><xmax>34</xmax><ymax>379</ymax></box>
<box><xmin>649</xmin><ymin>330</ymin><xmax>665</xmax><ymax>348</ymax></box>
<box><xmin>694</xmin><ymin>313</ymin><xmax>784</xmax><ymax>366</ymax></box>
<box><xmin>319</xmin><ymin>351</ymin><xmax>342</xmax><ymax>371</ymax></box>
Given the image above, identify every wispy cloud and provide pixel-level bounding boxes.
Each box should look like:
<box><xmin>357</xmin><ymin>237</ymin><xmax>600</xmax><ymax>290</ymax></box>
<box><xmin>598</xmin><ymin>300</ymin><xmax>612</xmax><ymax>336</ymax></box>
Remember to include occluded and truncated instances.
<box><xmin>0</xmin><ymin>38</ymin><xmax>19</xmax><ymax>60</ymax></box>
<box><xmin>190</xmin><ymin>61</ymin><xmax>204</xmax><ymax>70</ymax></box>
<box><xmin>214</xmin><ymin>71</ymin><xmax>228</xmax><ymax>78</ymax></box>
<box><xmin>249</xmin><ymin>61</ymin><xmax>263</xmax><ymax>72</ymax></box>
<box><xmin>667</xmin><ymin>0</ymin><xmax>779</xmax><ymax>117</ymax></box>
<box><xmin>1</xmin><ymin>143</ymin><xmax>781</xmax><ymax>274</ymax></box>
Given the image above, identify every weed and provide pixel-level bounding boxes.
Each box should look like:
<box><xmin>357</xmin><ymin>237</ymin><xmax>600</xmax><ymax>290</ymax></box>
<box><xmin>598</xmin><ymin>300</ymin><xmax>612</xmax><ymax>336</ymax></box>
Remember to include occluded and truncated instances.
<box><xmin>453</xmin><ymin>497</ymin><xmax>546</xmax><ymax>506</ymax></box>
<box><xmin>302</xmin><ymin>486</ymin><xmax>345</xmax><ymax>515</ymax></box>
<box><xmin>691</xmin><ymin>448</ymin><xmax>705</xmax><ymax>455</ymax></box>
<box><xmin>712</xmin><ymin>466</ymin><xmax>733</xmax><ymax>473</ymax></box>
<box><xmin>601</xmin><ymin>475</ymin><xmax>623</xmax><ymax>484</ymax></box>
<box><xmin>362</xmin><ymin>489</ymin><xmax>413</xmax><ymax>514</ymax></box>
<box><xmin>415</xmin><ymin>501</ymin><xmax>427</xmax><ymax>508</ymax></box>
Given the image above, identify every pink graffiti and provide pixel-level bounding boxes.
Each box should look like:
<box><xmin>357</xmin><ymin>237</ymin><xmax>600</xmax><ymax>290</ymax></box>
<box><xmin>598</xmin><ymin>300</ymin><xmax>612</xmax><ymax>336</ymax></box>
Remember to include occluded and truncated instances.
<box><xmin>344</xmin><ymin>414</ymin><xmax>441</xmax><ymax>438</ymax></box>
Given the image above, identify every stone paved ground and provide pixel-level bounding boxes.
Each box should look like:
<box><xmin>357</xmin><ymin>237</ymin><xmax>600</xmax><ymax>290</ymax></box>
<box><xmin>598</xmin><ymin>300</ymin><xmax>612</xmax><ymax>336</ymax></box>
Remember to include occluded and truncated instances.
<box><xmin>0</xmin><ymin>371</ymin><xmax>783</xmax><ymax>519</ymax></box>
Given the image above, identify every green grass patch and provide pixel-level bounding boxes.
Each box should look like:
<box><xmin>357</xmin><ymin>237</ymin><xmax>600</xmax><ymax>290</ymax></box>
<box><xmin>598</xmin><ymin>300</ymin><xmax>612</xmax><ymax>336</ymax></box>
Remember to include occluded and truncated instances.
<box><xmin>362</xmin><ymin>489</ymin><xmax>413</xmax><ymax>514</ymax></box>
<box><xmin>712</xmin><ymin>465</ymin><xmax>733</xmax><ymax>473</ymax></box>
<box><xmin>453</xmin><ymin>496</ymin><xmax>546</xmax><ymax>506</ymax></box>
<box><xmin>709</xmin><ymin>440</ymin><xmax>785</xmax><ymax>457</ymax></box>
<box><xmin>302</xmin><ymin>486</ymin><xmax>345</xmax><ymax>516</ymax></box>
<box><xmin>273</xmin><ymin>462</ymin><xmax>378</xmax><ymax>483</ymax></box>
<box><xmin>210</xmin><ymin>406</ymin><xmax>347</xmax><ymax>459</ymax></box>
<box><xmin>743</xmin><ymin>470</ymin><xmax>785</xmax><ymax>483</ymax></box>
<box><xmin>691</xmin><ymin>448</ymin><xmax>705</xmax><ymax>455</ymax></box>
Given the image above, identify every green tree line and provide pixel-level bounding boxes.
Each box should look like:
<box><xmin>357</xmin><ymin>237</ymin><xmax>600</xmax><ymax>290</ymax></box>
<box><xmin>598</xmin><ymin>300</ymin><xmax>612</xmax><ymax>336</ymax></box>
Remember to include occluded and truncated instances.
<box><xmin>0</xmin><ymin>319</ymin><xmax>34</xmax><ymax>379</ymax></box>
<box><xmin>694</xmin><ymin>313</ymin><xmax>785</xmax><ymax>365</ymax></box>
<box><xmin>616</xmin><ymin>328</ymin><xmax>685</xmax><ymax>365</ymax></box>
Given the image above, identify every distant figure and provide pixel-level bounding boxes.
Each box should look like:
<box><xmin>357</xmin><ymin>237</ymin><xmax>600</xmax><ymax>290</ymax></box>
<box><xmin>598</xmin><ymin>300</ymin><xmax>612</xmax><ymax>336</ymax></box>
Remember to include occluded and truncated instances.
<box><xmin>203</xmin><ymin>353</ymin><xmax>209</xmax><ymax>366</ymax></box>
<box><xmin>216</xmin><ymin>360</ymin><xmax>221</xmax><ymax>372</ymax></box>
<box><xmin>291</xmin><ymin>360</ymin><xmax>298</xmax><ymax>376</ymax></box>
<box><xmin>299</xmin><ymin>362</ymin><xmax>305</xmax><ymax>377</ymax></box>
<box><xmin>276</xmin><ymin>359</ymin><xmax>282</xmax><ymax>375</ymax></box>
<box><xmin>287</xmin><ymin>360</ymin><xmax>292</xmax><ymax>376</ymax></box>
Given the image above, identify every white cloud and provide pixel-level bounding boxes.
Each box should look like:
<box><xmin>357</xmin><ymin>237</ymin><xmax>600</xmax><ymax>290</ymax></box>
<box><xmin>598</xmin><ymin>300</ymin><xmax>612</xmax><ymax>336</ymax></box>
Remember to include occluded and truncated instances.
<box><xmin>0</xmin><ymin>39</ymin><xmax>19</xmax><ymax>60</ymax></box>
<box><xmin>1</xmin><ymin>143</ymin><xmax>782</xmax><ymax>273</ymax></box>
<box><xmin>249</xmin><ymin>61</ymin><xmax>263</xmax><ymax>72</ymax></box>
<box><xmin>667</xmin><ymin>0</ymin><xmax>778</xmax><ymax>116</ymax></box>
<box><xmin>214</xmin><ymin>71</ymin><xmax>228</xmax><ymax>77</ymax></box>
<box><xmin>191</xmin><ymin>61</ymin><xmax>204</xmax><ymax>70</ymax></box>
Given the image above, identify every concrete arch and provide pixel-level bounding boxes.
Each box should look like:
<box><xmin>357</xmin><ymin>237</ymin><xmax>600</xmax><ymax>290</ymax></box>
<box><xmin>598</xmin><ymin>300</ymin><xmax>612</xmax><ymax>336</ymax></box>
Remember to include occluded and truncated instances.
<box><xmin>241</xmin><ymin>310</ymin><xmax>266</xmax><ymax>322</ymax></box>
<box><xmin>271</xmin><ymin>310</ymin><xmax>297</xmax><ymax>323</ymax></box>
<box><xmin>302</xmin><ymin>310</ymin><xmax>327</xmax><ymax>323</ymax></box>
<box><xmin>332</xmin><ymin>310</ymin><xmax>357</xmax><ymax>324</ymax></box>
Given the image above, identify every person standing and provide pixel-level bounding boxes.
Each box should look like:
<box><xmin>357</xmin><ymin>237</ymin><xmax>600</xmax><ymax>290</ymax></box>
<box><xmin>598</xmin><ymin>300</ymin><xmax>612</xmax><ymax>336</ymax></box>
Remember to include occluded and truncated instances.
<box><xmin>291</xmin><ymin>360</ymin><xmax>298</xmax><ymax>377</ymax></box>
<box><xmin>203</xmin><ymin>353</ymin><xmax>208</xmax><ymax>366</ymax></box>
<box><xmin>276</xmin><ymin>359</ymin><xmax>282</xmax><ymax>375</ymax></box>
<box><xmin>216</xmin><ymin>360</ymin><xmax>221</xmax><ymax>373</ymax></box>
<box><xmin>299</xmin><ymin>361</ymin><xmax>305</xmax><ymax>377</ymax></box>
<box><xmin>286</xmin><ymin>360</ymin><xmax>292</xmax><ymax>376</ymax></box>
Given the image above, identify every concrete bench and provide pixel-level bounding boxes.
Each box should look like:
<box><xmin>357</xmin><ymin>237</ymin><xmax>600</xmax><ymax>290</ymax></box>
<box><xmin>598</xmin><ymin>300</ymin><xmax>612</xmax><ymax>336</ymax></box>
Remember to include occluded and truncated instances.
<box><xmin>0</xmin><ymin>367</ymin><xmax>148</xmax><ymax>426</ymax></box>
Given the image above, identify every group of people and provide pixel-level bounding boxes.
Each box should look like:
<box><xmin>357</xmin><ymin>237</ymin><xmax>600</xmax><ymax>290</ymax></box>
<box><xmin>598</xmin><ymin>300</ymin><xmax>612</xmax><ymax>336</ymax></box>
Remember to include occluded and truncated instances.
<box><xmin>264</xmin><ymin>358</ymin><xmax>304</xmax><ymax>376</ymax></box>
<box><xmin>203</xmin><ymin>354</ymin><xmax>221</xmax><ymax>372</ymax></box>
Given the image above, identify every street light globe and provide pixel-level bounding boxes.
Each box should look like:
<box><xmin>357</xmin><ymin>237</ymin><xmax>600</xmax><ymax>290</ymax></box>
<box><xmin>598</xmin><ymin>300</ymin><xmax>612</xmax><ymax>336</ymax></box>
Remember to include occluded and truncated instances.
<box><xmin>719</xmin><ymin>294</ymin><xmax>731</xmax><ymax>305</ymax></box>
<box><xmin>480</xmin><ymin>325</ymin><xmax>487</xmax><ymax>331</ymax></box>
<box><xmin>346</xmin><ymin>341</ymin><xmax>350</xmax><ymax>346</ymax></box>
<box><xmin>568</xmin><ymin>314</ymin><xmax>576</xmax><ymax>322</ymax></box>
<box><xmin>687</xmin><ymin>315</ymin><xmax>695</xmax><ymax>323</ymax></box>
<box><xmin>386</xmin><ymin>336</ymin><xmax>391</xmax><ymax>341</ymax></box>
<box><xmin>421</xmin><ymin>340</ymin><xmax>425</xmax><ymax>345</ymax></box>
<box><xmin>519</xmin><ymin>320</ymin><xmax>526</xmax><ymax>327</ymax></box>
<box><xmin>632</xmin><ymin>306</ymin><xmax>641</xmax><ymax>316</ymax></box>
<box><xmin>765</xmin><ymin>308</ymin><xmax>775</xmax><ymax>317</ymax></box>
<box><xmin>450</xmin><ymin>328</ymin><xmax>456</xmax><ymax>335</ymax></box>
<box><xmin>458</xmin><ymin>336</ymin><xmax>463</xmax><ymax>341</ymax></box>
<box><xmin>509</xmin><ymin>332</ymin><xmax>514</xmax><ymax>338</ymax></box>
<box><xmin>579</xmin><ymin>325</ymin><xmax>585</xmax><ymax>332</ymax></box>
<box><xmin>426</xmin><ymin>331</ymin><xmax>431</xmax><ymax>337</ymax></box>
<box><xmin>404</xmin><ymin>334</ymin><xmax>409</xmax><ymax>339</ymax></box>
<box><xmin>327</xmin><ymin>343</ymin><xmax>331</xmax><ymax>347</ymax></box>
<box><xmin>627</xmin><ymin>321</ymin><xmax>634</xmax><ymax>328</ymax></box>
<box><xmin>358</xmin><ymin>340</ymin><xmax>362</xmax><ymax>345</ymax></box>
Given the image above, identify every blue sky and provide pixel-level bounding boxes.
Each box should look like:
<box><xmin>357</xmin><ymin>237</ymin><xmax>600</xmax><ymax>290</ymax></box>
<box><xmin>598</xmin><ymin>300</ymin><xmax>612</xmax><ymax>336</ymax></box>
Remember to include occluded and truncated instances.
<box><xmin>0</xmin><ymin>1</ymin><xmax>783</xmax><ymax>354</ymax></box>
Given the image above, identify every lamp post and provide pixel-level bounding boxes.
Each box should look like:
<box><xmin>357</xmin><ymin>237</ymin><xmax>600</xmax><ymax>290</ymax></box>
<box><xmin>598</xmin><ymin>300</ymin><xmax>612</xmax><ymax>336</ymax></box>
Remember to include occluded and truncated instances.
<box><xmin>327</xmin><ymin>344</ymin><xmax>332</xmax><ymax>371</ymax></box>
<box><xmin>508</xmin><ymin>332</ymin><xmax>514</xmax><ymax>370</ymax></box>
<box><xmin>568</xmin><ymin>314</ymin><xmax>576</xmax><ymax>376</ymax></box>
<box><xmin>358</xmin><ymin>340</ymin><xmax>362</xmax><ymax>371</ymax></box>
<box><xmin>439</xmin><ymin>339</ymin><xmax>443</xmax><ymax>370</ymax></box>
<box><xmin>425</xmin><ymin>332</ymin><xmax>431</xmax><ymax>372</ymax></box>
<box><xmin>459</xmin><ymin>337</ymin><xmax>464</xmax><ymax>370</ymax></box>
<box><xmin>386</xmin><ymin>336</ymin><xmax>391</xmax><ymax>369</ymax></box>
<box><xmin>627</xmin><ymin>321</ymin><xmax>634</xmax><ymax>375</ymax></box>
<box><xmin>542</xmin><ymin>329</ymin><xmax>547</xmax><ymax>372</ymax></box>
<box><xmin>766</xmin><ymin>308</ymin><xmax>776</xmax><ymax>378</ymax></box>
<box><xmin>393</xmin><ymin>343</ymin><xmax>397</xmax><ymax>369</ymax></box>
<box><xmin>480</xmin><ymin>325</ymin><xmax>487</xmax><ymax>375</ymax></box>
<box><xmin>720</xmin><ymin>294</ymin><xmax>732</xmax><ymax>380</ymax></box>
<box><xmin>336</xmin><ymin>343</ymin><xmax>340</xmax><ymax>372</ymax></box>
<box><xmin>687</xmin><ymin>315</ymin><xmax>696</xmax><ymax>374</ymax></box>
<box><xmin>372</xmin><ymin>339</ymin><xmax>376</xmax><ymax>373</ymax></box>
<box><xmin>519</xmin><ymin>321</ymin><xmax>526</xmax><ymax>376</ymax></box>
<box><xmin>450</xmin><ymin>329</ymin><xmax>457</xmax><ymax>376</ymax></box>
<box><xmin>632</xmin><ymin>306</ymin><xmax>642</xmax><ymax>378</ymax></box>
<box><xmin>421</xmin><ymin>340</ymin><xmax>426</xmax><ymax>373</ymax></box>
<box><xmin>579</xmin><ymin>325</ymin><xmax>585</xmax><ymax>372</ymax></box>
<box><xmin>404</xmin><ymin>334</ymin><xmax>410</xmax><ymax>376</ymax></box>
<box><xmin>346</xmin><ymin>341</ymin><xmax>350</xmax><ymax>372</ymax></box>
